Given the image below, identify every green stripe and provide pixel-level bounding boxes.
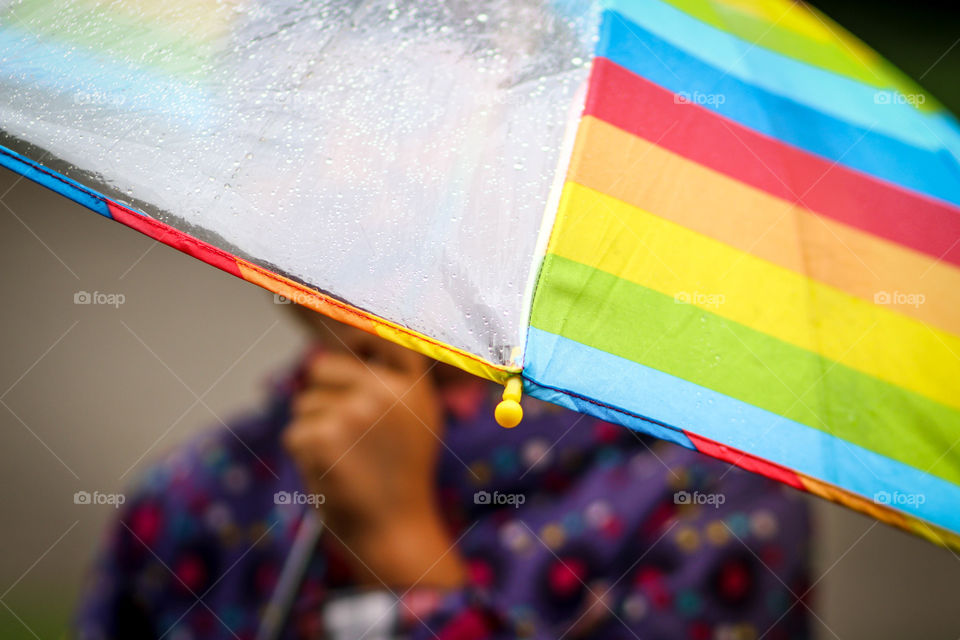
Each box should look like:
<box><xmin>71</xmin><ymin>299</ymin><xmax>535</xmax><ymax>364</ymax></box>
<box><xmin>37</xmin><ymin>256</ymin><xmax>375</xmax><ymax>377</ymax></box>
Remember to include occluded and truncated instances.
<box><xmin>530</xmin><ymin>254</ymin><xmax>960</xmax><ymax>485</ymax></box>
<box><xmin>660</xmin><ymin>0</ymin><xmax>935</xmax><ymax>109</ymax></box>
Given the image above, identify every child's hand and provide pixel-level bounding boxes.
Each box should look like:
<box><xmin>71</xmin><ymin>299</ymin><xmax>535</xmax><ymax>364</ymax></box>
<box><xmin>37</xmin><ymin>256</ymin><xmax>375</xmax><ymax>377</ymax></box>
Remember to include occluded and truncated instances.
<box><xmin>283</xmin><ymin>343</ymin><xmax>465</xmax><ymax>588</ymax></box>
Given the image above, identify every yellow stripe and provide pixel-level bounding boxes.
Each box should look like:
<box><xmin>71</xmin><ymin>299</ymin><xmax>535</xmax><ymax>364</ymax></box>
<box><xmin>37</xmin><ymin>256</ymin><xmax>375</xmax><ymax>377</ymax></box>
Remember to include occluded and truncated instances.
<box><xmin>551</xmin><ymin>182</ymin><xmax>960</xmax><ymax>410</ymax></box>
<box><xmin>567</xmin><ymin>116</ymin><xmax>960</xmax><ymax>337</ymax></box>
<box><xmin>701</xmin><ymin>0</ymin><xmax>888</xmax><ymax>73</ymax></box>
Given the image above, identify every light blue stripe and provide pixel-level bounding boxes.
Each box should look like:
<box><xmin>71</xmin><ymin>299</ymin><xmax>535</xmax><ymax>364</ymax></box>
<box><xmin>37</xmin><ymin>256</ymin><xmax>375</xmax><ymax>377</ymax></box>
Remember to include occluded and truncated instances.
<box><xmin>598</xmin><ymin>9</ymin><xmax>960</xmax><ymax>207</ymax></box>
<box><xmin>605</xmin><ymin>0</ymin><xmax>960</xmax><ymax>155</ymax></box>
<box><xmin>522</xmin><ymin>376</ymin><xmax>697</xmax><ymax>450</ymax></box>
<box><xmin>524</xmin><ymin>327</ymin><xmax>960</xmax><ymax>534</ymax></box>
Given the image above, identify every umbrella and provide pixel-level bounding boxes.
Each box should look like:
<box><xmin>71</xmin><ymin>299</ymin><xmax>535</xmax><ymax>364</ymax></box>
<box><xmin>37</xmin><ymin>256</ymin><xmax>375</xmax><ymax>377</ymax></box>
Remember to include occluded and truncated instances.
<box><xmin>2</xmin><ymin>0</ymin><xmax>958</xmax><ymax>553</ymax></box>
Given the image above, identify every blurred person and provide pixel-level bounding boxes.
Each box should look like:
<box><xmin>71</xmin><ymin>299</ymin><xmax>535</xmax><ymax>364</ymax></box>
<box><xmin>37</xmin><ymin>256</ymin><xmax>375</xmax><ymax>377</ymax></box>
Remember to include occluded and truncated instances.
<box><xmin>76</xmin><ymin>306</ymin><xmax>810</xmax><ymax>639</ymax></box>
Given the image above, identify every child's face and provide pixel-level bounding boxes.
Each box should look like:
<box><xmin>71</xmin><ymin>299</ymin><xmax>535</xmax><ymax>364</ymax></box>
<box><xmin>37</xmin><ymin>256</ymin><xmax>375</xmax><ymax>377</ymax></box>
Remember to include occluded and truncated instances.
<box><xmin>288</xmin><ymin>303</ymin><xmax>472</xmax><ymax>386</ymax></box>
<box><xmin>291</xmin><ymin>304</ymin><xmax>421</xmax><ymax>373</ymax></box>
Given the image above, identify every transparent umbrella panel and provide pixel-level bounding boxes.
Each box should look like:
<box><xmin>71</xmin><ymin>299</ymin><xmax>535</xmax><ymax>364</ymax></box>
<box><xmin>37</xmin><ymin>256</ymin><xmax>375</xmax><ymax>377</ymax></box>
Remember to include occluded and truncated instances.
<box><xmin>0</xmin><ymin>0</ymin><xmax>599</xmax><ymax>366</ymax></box>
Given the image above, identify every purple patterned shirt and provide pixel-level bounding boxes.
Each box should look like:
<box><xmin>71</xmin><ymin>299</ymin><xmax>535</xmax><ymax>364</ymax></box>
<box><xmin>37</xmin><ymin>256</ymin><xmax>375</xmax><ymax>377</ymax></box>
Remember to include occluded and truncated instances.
<box><xmin>76</xmin><ymin>356</ymin><xmax>810</xmax><ymax>639</ymax></box>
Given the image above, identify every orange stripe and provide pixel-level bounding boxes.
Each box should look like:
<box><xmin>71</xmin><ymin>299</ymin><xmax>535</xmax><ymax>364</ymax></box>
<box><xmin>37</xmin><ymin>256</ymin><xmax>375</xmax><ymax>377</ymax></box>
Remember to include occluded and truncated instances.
<box><xmin>798</xmin><ymin>475</ymin><xmax>960</xmax><ymax>551</ymax></box>
<box><xmin>567</xmin><ymin>116</ymin><xmax>960</xmax><ymax>336</ymax></box>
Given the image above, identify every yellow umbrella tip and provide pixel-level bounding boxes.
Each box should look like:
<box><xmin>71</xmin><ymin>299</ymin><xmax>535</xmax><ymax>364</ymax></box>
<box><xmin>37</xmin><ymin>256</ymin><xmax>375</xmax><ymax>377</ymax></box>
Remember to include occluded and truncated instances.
<box><xmin>495</xmin><ymin>376</ymin><xmax>524</xmax><ymax>428</ymax></box>
<box><xmin>495</xmin><ymin>398</ymin><xmax>523</xmax><ymax>428</ymax></box>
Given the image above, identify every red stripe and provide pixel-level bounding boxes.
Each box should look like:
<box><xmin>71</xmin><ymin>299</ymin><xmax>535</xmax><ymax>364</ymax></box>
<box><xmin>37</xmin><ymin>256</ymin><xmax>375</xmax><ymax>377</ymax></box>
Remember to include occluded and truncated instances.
<box><xmin>684</xmin><ymin>432</ymin><xmax>805</xmax><ymax>490</ymax></box>
<box><xmin>585</xmin><ymin>57</ymin><xmax>960</xmax><ymax>268</ymax></box>
<box><xmin>107</xmin><ymin>202</ymin><xmax>243</xmax><ymax>279</ymax></box>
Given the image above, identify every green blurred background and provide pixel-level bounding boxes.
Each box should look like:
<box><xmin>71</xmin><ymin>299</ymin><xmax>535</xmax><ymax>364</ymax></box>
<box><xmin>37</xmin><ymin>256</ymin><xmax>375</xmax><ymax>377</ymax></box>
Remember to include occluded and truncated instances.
<box><xmin>817</xmin><ymin>0</ymin><xmax>959</xmax><ymax>112</ymax></box>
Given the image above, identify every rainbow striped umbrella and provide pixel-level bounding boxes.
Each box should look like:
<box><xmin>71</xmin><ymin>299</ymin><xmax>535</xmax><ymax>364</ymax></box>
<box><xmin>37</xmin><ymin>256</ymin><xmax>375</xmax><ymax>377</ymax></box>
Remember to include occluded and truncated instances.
<box><xmin>2</xmin><ymin>0</ymin><xmax>959</xmax><ymax>549</ymax></box>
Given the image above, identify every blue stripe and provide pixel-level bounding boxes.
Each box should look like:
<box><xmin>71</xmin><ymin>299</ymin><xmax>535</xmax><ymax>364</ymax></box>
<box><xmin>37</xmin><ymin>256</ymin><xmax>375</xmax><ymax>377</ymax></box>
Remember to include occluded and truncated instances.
<box><xmin>599</xmin><ymin>9</ymin><xmax>960</xmax><ymax>207</ymax></box>
<box><xmin>0</xmin><ymin>145</ymin><xmax>110</xmax><ymax>217</ymax></box>
<box><xmin>524</xmin><ymin>327</ymin><xmax>960</xmax><ymax>534</ymax></box>
<box><xmin>606</xmin><ymin>0</ymin><xmax>960</xmax><ymax>155</ymax></box>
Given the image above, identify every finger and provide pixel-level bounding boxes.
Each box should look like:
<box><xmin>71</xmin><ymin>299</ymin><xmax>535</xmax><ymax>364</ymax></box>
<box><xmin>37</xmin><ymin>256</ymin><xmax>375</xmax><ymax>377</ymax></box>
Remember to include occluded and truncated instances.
<box><xmin>291</xmin><ymin>387</ymin><xmax>343</xmax><ymax>417</ymax></box>
<box><xmin>283</xmin><ymin>415</ymin><xmax>351</xmax><ymax>460</ymax></box>
<box><xmin>302</xmin><ymin>352</ymin><xmax>368</xmax><ymax>390</ymax></box>
<box><xmin>289</xmin><ymin>385</ymin><xmax>382</xmax><ymax>434</ymax></box>
<box><xmin>282</xmin><ymin>418</ymin><xmax>339</xmax><ymax>471</ymax></box>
